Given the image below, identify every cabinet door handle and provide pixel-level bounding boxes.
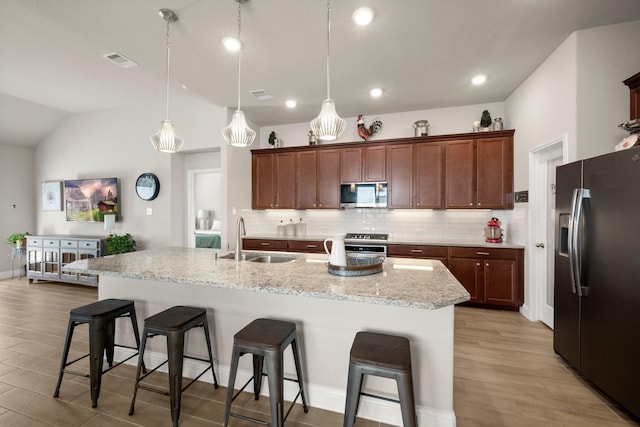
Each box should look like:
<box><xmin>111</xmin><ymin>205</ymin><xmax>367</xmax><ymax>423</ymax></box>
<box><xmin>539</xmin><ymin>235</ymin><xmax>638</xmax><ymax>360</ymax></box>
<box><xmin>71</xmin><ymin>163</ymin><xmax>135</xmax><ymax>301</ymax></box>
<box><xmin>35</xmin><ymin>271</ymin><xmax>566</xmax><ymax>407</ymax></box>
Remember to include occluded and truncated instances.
<box><xmin>410</xmin><ymin>249</ymin><xmax>423</xmax><ymax>253</ymax></box>
<box><xmin>486</xmin><ymin>263</ymin><xmax>489</xmax><ymax>267</ymax></box>
<box><xmin>476</xmin><ymin>252</ymin><xmax>490</xmax><ymax>256</ymax></box>
<box><xmin>476</xmin><ymin>262</ymin><xmax>480</xmax><ymax>266</ymax></box>
<box><xmin>478</xmin><ymin>203</ymin><xmax>482</xmax><ymax>206</ymax></box>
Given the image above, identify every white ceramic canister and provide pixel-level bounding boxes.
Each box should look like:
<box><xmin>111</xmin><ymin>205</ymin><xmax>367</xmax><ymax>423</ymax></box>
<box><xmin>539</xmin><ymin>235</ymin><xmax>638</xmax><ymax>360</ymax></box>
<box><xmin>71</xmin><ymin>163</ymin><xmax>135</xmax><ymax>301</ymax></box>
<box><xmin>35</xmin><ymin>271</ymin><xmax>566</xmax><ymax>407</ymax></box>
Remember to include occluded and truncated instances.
<box><xmin>295</xmin><ymin>218</ymin><xmax>306</xmax><ymax>237</ymax></box>
<box><xmin>285</xmin><ymin>219</ymin><xmax>296</xmax><ymax>237</ymax></box>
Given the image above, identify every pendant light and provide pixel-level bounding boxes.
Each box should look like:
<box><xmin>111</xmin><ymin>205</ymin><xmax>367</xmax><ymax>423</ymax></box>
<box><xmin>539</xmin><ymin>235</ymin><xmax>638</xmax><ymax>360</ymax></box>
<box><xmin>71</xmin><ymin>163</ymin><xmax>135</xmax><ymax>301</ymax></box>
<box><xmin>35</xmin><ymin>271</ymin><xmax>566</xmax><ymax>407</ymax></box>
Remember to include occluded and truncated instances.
<box><xmin>310</xmin><ymin>0</ymin><xmax>346</xmax><ymax>142</ymax></box>
<box><xmin>151</xmin><ymin>9</ymin><xmax>184</xmax><ymax>153</ymax></box>
<box><xmin>222</xmin><ymin>0</ymin><xmax>256</xmax><ymax>148</ymax></box>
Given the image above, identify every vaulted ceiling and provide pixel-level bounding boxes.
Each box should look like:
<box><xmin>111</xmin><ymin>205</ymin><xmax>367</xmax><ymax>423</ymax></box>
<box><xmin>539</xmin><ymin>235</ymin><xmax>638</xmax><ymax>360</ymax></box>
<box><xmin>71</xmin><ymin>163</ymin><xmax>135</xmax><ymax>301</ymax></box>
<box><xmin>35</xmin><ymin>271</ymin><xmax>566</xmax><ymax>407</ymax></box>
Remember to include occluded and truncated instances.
<box><xmin>2</xmin><ymin>0</ymin><xmax>640</xmax><ymax>147</ymax></box>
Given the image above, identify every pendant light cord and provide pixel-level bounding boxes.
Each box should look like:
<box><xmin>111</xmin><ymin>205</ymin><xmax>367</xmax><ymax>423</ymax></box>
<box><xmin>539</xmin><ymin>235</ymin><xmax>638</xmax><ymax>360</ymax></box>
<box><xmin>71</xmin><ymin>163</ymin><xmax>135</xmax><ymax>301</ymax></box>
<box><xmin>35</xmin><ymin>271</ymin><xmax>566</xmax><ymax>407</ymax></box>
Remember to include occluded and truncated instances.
<box><xmin>236</xmin><ymin>0</ymin><xmax>242</xmax><ymax>111</ymax></box>
<box><xmin>326</xmin><ymin>0</ymin><xmax>331</xmax><ymax>100</ymax></box>
<box><xmin>164</xmin><ymin>17</ymin><xmax>171</xmax><ymax>120</ymax></box>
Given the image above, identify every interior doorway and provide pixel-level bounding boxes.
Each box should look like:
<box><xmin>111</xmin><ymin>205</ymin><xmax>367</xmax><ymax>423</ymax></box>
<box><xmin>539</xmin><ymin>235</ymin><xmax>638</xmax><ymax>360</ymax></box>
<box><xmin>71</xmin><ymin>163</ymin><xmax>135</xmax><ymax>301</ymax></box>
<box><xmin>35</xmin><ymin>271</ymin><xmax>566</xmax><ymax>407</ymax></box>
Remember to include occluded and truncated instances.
<box><xmin>187</xmin><ymin>168</ymin><xmax>222</xmax><ymax>248</ymax></box>
<box><xmin>529</xmin><ymin>135</ymin><xmax>567</xmax><ymax>328</ymax></box>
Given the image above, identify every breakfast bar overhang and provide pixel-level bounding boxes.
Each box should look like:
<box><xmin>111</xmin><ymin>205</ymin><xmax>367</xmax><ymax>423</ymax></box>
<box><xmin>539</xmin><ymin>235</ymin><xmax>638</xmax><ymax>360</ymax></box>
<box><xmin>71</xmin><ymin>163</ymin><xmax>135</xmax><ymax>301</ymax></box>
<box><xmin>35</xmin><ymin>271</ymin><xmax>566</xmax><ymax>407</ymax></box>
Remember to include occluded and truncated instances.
<box><xmin>65</xmin><ymin>247</ymin><xmax>469</xmax><ymax>426</ymax></box>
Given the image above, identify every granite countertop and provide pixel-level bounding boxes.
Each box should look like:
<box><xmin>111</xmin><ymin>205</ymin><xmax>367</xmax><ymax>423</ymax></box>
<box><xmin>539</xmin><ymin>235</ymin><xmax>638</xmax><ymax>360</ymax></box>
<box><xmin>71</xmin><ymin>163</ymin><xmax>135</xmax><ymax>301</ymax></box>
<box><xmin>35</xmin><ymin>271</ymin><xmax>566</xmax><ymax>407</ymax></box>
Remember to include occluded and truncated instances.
<box><xmin>244</xmin><ymin>234</ymin><xmax>525</xmax><ymax>249</ymax></box>
<box><xmin>64</xmin><ymin>247</ymin><xmax>470</xmax><ymax>310</ymax></box>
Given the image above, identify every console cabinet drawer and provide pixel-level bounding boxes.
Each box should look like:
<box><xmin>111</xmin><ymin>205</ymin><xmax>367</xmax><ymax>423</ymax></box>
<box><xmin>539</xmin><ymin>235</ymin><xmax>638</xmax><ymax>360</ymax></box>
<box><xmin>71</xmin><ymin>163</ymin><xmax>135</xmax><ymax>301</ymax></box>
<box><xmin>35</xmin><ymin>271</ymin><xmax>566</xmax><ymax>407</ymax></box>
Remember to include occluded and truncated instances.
<box><xmin>60</xmin><ymin>240</ymin><xmax>78</xmax><ymax>248</ymax></box>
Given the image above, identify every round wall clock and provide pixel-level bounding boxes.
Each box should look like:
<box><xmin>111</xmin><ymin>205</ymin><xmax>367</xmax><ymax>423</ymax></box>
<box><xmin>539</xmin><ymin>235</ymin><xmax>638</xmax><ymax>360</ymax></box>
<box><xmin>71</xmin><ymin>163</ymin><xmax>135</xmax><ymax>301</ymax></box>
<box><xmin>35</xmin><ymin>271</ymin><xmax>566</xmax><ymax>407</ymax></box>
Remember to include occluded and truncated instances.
<box><xmin>135</xmin><ymin>173</ymin><xmax>160</xmax><ymax>201</ymax></box>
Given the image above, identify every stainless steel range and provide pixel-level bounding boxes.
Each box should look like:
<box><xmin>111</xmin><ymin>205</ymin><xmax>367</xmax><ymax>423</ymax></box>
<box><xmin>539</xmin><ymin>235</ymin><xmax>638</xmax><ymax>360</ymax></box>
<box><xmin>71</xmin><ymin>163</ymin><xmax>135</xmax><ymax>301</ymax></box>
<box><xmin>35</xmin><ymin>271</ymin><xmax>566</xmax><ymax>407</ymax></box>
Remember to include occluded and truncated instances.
<box><xmin>344</xmin><ymin>233</ymin><xmax>388</xmax><ymax>257</ymax></box>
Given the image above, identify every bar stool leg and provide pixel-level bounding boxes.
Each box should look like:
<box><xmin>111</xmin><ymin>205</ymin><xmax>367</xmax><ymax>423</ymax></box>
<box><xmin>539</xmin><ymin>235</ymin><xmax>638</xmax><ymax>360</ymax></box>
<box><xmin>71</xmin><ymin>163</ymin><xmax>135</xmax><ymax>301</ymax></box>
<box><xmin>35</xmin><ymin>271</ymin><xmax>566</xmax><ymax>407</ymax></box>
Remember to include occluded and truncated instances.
<box><xmin>128</xmin><ymin>329</ymin><xmax>149</xmax><ymax>416</ymax></box>
<box><xmin>202</xmin><ymin>319</ymin><xmax>219</xmax><ymax>388</ymax></box>
<box><xmin>397</xmin><ymin>372</ymin><xmax>417</xmax><ymax>427</ymax></box>
<box><xmin>291</xmin><ymin>337</ymin><xmax>309</xmax><ymax>411</ymax></box>
<box><xmin>343</xmin><ymin>364</ymin><xmax>364</xmax><ymax>427</ymax></box>
<box><xmin>265</xmin><ymin>349</ymin><xmax>284</xmax><ymax>427</ymax></box>
<box><xmin>223</xmin><ymin>346</ymin><xmax>242</xmax><ymax>427</ymax></box>
<box><xmin>105</xmin><ymin>318</ymin><xmax>115</xmax><ymax>367</ymax></box>
<box><xmin>53</xmin><ymin>318</ymin><xmax>76</xmax><ymax>398</ymax></box>
<box><xmin>167</xmin><ymin>331</ymin><xmax>185</xmax><ymax>427</ymax></box>
<box><xmin>252</xmin><ymin>354</ymin><xmax>264</xmax><ymax>400</ymax></box>
<box><xmin>88</xmin><ymin>318</ymin><xmax>108</xmax><ymax>408</ymax></box>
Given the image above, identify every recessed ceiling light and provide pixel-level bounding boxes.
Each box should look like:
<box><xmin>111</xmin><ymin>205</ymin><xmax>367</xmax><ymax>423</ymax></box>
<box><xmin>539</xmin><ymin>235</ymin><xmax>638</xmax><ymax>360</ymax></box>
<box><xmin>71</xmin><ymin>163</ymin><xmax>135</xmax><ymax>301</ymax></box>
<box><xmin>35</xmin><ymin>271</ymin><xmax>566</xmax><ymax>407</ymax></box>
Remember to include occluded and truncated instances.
<box><xmin>471</xmin><ymin>74</ymin><xmax>487</xmax><ymax>85</ymax></box>
<box><xmin>369</xmin><ymin>87</ymin><xmax>384</xmax><ymax>98</ymax></box>
<box><xmin>222</xmin><ymin>36</ymin><xmax>241</xmax><ymax>52</ymax></box>
<box><xmin>353</xmin><ymin>7</ymin><xmax>374</xmax><ymax>26</ymax></box>
<box><xmin>285</xmin><ymin>100</ymin><xmax>297</xmax><ymax>108</ymax></box>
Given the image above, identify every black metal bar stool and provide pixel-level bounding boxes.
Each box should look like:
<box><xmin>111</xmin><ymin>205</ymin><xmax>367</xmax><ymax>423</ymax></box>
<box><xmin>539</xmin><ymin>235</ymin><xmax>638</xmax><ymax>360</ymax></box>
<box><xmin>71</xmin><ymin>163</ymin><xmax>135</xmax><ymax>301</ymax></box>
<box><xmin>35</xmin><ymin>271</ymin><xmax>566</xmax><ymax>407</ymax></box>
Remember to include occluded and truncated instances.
<box><xmin>223</xmin><ymin>318</ymin><xmax>309</xmax><ymax>427</ymax></box>
<box><xmin>53</xmin><ymin>298</ymin><xmax>143</xmax><ymax>408</ymax></box>
<box><xmin>128</xmin><ymin>305</ymin><xmax>218</xmax><ymax>427</ymax></box>
<box><xmin>343</xmin><ymin>331</ymin><xmax>417</xmax><ymax>427</ymax></box>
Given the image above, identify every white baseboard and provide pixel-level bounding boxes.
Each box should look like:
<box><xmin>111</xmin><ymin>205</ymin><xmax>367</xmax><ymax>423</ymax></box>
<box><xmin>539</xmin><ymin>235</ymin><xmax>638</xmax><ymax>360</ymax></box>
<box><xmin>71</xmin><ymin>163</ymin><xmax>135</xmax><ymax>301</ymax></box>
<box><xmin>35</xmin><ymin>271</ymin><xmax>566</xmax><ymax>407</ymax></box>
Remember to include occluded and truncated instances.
<box><xmin>114</xmin><ymin>348</ymin><xmax>456</xmax><ymax>427</ymax></box>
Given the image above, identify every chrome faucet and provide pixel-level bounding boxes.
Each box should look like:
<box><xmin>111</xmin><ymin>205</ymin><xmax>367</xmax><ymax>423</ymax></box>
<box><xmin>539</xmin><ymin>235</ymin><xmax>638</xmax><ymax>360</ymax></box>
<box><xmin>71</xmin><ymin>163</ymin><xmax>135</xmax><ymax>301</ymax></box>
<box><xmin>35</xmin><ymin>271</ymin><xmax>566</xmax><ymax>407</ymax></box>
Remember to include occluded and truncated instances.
<box><xmin>235</xmin><ymin>216</ymin><xmax>246</xmax><ymax>262</ymax></box>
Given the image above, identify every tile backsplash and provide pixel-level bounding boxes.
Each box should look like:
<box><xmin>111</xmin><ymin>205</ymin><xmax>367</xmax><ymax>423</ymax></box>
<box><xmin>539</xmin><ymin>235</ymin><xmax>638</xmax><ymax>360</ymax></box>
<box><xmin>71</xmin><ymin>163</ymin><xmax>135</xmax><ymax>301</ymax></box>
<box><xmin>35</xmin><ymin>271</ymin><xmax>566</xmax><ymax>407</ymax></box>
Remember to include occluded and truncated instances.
<box><xmin>240</xmin><ymin>205</ymin><xmax>528</xmax><ymax>245</ymax></box>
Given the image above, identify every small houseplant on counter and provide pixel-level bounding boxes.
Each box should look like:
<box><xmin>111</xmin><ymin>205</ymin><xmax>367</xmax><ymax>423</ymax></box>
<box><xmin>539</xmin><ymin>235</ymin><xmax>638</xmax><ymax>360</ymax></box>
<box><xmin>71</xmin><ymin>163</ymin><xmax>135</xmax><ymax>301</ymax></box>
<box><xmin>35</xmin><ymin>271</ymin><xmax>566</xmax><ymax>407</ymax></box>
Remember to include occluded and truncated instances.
<box><xmin>106</xmin><ymin>233</ymin><xmax>136</xmax><ymax>255</ymax></box>
<box><xmin>6</xmin><ymin>232</ymin><xmax>30</xmax><ymax>249</ymax></box>
<box><xmin>480</xmin><ymin>110</ymin><xmax>492</xmax><ymax>131</ymax></box>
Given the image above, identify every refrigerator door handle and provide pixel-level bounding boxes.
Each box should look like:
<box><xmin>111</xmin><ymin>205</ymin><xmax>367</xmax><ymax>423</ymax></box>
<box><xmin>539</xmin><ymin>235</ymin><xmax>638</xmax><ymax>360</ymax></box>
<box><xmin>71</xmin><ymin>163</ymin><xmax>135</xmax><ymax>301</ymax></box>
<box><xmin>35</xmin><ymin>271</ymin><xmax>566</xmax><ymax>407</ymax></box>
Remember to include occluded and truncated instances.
<box><xmin>570</xmin><ymin>188</ymin><xmax>590</xmax><ymax>297</ymax></box>
<box><xmin>574</xmin><ymin>188</ymin><xmax>590</xmax><ymax>296</ymax></box>
<box><xmin>568</xmin><ymin>189</ymin><xmax>580</xmax><ymax>295</ymax></box>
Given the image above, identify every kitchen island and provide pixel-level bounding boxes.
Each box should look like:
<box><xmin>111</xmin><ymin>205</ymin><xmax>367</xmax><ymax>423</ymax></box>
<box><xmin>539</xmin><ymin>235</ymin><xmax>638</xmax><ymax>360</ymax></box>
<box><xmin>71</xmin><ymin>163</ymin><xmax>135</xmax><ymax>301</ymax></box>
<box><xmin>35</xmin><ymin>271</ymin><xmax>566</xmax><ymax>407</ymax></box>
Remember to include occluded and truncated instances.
<box><xmin>64</xmin><ymin>247</ymin><xmax>469</xmax><ymax>426</ymax></box>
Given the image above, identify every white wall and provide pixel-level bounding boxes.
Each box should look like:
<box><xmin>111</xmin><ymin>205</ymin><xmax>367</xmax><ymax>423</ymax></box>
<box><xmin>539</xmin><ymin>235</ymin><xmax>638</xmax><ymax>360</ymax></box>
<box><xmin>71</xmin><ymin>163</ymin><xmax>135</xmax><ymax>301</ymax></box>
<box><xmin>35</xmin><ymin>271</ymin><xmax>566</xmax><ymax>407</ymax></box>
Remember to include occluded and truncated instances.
<box><xmin>505</xmin><ymin>33</ymin><xmax>578</xmax><ymax>190</ymax></box>
<box><xmin>576</xmin><ymin>20</ymin><xmax>640</xmax><ymax>160</ymax></box>
<box><xmin>0</xmin><ymin>144</ymin><xmax>35</xmax><ymax>276</ymax></box>
<box><xmin>34</xmin><ymin>95</ymin><xmax>229</xmax><ymax>251</ymax></box>
<box><xmin>258</xmin><ymin>102</ymin><xmax>506</xmax><ymax>149</ymax></box>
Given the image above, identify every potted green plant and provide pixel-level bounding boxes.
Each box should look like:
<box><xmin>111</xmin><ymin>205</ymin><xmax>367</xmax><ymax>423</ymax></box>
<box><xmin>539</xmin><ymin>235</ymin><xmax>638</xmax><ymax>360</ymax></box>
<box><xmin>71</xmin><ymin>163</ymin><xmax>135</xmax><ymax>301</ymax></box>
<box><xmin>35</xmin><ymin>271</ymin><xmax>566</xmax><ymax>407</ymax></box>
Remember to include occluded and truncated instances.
<box><xmin>480</xmin><ymin>110</ymin><xmax>492</xmax><ymax>131</ymax></box>
<box><xmin>106</xmin><ymin>233</ymin><xmax>136</xmax><ymax>255</ymax></box>
<box><xmin>6</xmin><ymin>232</ymin><xmax>30</xmax><ymax>249</ymax></box>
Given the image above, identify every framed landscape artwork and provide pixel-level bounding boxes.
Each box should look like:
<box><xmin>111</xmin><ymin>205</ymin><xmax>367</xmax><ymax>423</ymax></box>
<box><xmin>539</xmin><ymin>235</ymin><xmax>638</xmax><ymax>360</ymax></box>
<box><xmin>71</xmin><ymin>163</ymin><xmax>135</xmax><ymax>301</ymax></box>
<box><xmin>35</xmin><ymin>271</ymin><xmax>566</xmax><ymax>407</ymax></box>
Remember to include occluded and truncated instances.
<box><xmin>42</xmin><ymin>181</ymin><xmax>62</xmax><ymax>211</ymax></box>
<box><xmin>64</xmin><ymin>177</ymin><xmax>118</xmax><ymax>222</ymax></box>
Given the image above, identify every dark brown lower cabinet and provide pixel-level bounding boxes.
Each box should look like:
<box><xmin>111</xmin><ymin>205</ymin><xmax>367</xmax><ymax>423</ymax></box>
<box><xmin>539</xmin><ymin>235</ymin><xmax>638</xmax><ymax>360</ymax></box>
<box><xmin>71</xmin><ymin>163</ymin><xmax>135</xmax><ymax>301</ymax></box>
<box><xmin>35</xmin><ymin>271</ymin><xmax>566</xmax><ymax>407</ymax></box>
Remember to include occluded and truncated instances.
<box><xmin>448</xmin><ymin>247</ymin><xmax>524</xmax><ymax>310</ymax></box>
<box><xmin>386</xmin><ymin>244</ymin><xmax>448</xmax><ymax>267</ymax></box>
<box><xmin>242</xmin><ymin>239</ymin><xmax>288</xmax><ymax>251</ymax></box>
<box><xmin>287</xmin><ymin>240</ymin><xmax>325</xmax><ymax>253</ymax></box>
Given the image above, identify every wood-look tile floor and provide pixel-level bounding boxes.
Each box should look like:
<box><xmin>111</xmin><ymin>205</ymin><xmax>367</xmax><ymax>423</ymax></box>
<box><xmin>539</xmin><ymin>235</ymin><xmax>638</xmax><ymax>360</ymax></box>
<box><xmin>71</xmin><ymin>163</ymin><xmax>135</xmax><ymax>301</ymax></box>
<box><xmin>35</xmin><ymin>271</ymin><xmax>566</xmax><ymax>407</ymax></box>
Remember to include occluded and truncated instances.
<box><xmin>0</xmin><ymin>277</ymin><xmax>637</xmax><ymax>426</ymax></box>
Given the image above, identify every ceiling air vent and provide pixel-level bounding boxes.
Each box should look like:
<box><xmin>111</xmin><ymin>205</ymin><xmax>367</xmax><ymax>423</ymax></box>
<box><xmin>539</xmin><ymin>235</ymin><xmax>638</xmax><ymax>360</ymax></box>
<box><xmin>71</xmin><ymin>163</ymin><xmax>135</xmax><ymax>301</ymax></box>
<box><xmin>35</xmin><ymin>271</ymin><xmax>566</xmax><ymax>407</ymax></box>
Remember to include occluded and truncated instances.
<box><xmin>249</xmin><ymin>89</ymin><xmax>274</xmax><ymax>101</ymax></box>
<box><xmin>102</xmin><ymin>52</ymin><xmax>138</xmax><ymax>69</ymax></box>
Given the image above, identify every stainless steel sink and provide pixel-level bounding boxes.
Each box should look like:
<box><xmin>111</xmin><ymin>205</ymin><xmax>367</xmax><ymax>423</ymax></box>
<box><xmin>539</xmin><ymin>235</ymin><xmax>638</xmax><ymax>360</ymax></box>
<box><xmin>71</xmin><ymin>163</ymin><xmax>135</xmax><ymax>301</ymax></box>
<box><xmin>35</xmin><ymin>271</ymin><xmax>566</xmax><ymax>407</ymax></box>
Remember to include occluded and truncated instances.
<box><xmin>218</xmin><ymin>253</ymin><xmax>295</xmax><ymax>263</ymax></box>
<box><xmin>247</xmin><ymin>255</ymin><xmax>296</xmax><ymax>263</ymax></box>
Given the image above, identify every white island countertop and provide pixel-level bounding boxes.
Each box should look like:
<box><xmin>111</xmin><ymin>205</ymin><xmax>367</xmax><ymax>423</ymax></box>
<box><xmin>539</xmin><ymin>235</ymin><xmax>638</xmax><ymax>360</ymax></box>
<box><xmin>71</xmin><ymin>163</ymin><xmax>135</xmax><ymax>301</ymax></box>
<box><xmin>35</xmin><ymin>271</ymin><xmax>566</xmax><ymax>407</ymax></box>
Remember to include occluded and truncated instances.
<box><xmin>64</xmin><ymin>247</ymin><xmax>469</xmax><ymax>310</ymax></box>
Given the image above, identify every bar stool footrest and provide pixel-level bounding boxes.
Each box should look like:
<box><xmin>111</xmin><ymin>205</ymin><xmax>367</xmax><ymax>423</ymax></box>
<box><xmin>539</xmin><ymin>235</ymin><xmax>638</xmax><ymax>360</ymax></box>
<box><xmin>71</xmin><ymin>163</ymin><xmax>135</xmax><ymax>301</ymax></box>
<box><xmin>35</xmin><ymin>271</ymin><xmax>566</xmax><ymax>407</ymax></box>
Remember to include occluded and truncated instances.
<box><xmin>359</xmin><ymin>391</ymin><xmax>401</xmax><ymax>404</ymax></box>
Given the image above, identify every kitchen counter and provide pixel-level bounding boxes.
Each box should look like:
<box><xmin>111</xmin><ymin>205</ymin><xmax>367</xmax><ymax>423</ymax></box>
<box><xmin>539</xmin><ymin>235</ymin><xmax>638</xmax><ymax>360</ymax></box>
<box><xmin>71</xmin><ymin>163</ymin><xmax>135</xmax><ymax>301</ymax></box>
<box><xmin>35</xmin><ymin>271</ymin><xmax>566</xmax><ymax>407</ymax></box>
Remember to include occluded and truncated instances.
<box><xmin>245</xmin><ymin>233</ymin><xmax>525</xmax><ymax>249</ymax></box>
<box><xmin>64</xmin><ymin>247</ymin><xmax>469</xmax><ymax>426</ymax></box>
<box><xmin>65</xmin><ymin>247</ymin><xmax>468</xmax><ymax>309</ymax></box>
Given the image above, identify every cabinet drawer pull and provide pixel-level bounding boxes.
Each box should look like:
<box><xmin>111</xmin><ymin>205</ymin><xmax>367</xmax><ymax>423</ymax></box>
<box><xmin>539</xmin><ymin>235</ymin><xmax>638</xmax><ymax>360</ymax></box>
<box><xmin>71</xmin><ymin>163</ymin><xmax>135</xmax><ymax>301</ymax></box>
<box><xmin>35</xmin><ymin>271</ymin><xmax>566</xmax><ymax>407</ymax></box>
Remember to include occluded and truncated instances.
<box><xmin>410</xmin><ymin>249</ymin><xmax>423</xmax><ymax>253</ymax></box>
<box><xmin>260</xmin><ymin>242</ymin><xmax>271</xmax><ymax>246</ymax></box>
<box><xmin>306</xmin><ymin>244</ymin><xmax>318</xmax><ymax>248</ymax></box>
<box><xmin>476</xmin><ymin>252</ymin><xmax>490</xmax><ymax>256</ymax></box>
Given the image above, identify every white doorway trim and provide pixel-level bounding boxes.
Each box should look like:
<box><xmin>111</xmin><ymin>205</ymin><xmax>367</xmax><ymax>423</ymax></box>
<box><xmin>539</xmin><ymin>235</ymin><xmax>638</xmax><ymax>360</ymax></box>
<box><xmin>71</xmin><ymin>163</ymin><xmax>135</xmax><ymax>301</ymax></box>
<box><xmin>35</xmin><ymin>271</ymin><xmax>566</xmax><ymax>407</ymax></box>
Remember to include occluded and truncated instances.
<box><xmin>187</xmin><ymin>168</ymin><xmax>222</xmax><ymax>248</ymax></box>
<box><xmin>527</xmin><ymin>134</ymin><xmax>567</xmax><ymax>326</ymax></box>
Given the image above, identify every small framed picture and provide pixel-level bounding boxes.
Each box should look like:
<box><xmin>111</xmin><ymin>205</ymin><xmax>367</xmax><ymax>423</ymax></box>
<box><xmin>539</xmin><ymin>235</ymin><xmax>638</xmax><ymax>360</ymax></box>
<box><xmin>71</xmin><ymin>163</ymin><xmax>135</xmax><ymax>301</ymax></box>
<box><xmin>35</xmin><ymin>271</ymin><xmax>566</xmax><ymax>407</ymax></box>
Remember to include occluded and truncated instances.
<box><xmin>42</xmin><ymin>181</ymin><xmax>62</xmax><ymax>211</ymax></box>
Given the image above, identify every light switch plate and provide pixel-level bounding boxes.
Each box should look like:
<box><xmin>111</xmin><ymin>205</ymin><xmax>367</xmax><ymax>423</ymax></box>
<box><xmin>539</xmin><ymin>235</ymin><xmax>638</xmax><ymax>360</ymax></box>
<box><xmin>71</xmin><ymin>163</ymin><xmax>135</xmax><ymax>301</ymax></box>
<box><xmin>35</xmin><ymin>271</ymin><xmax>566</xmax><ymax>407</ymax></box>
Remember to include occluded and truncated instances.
<box><xmin>146</xmin><ymin>207</ymin><xmax>153</xmax><ymax>215</ymax></box>
<box><xmin>514</xmin><ymin>191</ymin><xmax>528</xmax><ymax>203</ymax></box>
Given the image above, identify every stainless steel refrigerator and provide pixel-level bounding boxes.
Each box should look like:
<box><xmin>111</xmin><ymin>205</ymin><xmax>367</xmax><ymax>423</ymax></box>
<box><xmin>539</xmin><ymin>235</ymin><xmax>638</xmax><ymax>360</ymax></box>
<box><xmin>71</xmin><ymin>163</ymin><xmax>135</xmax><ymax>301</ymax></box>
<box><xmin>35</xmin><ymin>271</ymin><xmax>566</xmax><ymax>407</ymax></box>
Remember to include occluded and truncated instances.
<box><xmin>554</xmin><ymin>146</ymin><xmax>640</xmax><ymax>418</ymax></box>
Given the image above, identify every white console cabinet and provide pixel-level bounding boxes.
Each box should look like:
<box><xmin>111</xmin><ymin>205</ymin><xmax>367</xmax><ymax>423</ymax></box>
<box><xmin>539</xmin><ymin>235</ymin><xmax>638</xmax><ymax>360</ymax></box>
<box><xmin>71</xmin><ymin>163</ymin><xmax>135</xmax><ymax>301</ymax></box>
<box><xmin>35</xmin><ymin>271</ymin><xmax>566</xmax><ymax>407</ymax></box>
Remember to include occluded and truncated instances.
<box><xmin>27</xmin><ymin>235</ymin><xmax>106</xmax><ymax>287</ymax></box>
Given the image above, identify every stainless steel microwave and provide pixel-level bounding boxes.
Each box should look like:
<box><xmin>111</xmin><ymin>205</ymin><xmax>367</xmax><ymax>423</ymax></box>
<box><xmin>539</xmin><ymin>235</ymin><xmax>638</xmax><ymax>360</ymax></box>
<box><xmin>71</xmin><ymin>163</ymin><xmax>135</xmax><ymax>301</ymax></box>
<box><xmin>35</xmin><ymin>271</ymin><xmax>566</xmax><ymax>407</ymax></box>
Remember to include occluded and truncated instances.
<box><xmin>340</xmin><ymin>182</ymin><xmax>388</xmax><ymax>208</ymax></box>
